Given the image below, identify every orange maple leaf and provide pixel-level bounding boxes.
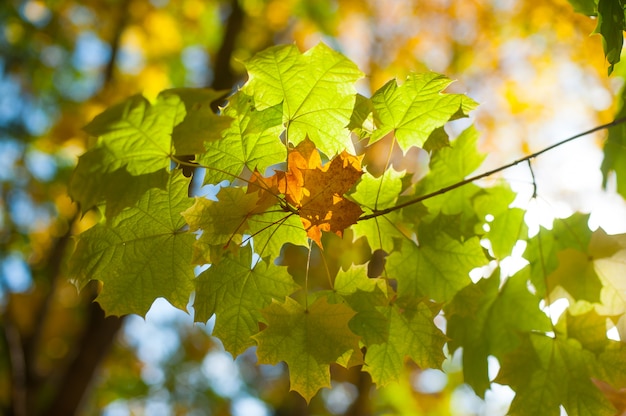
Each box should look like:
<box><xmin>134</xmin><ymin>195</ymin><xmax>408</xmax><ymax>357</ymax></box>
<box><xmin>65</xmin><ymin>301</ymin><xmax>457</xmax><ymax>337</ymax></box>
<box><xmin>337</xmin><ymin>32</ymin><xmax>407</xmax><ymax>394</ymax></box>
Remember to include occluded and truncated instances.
<box><xmin>266</xmin><ymin>138</ymin><xmax>363</xmax><ymax>247</ymax></box>
<box><xmin>248</xmin><ymin>138</ymin><xmax>363</xmax><ymax>246</ymax></box>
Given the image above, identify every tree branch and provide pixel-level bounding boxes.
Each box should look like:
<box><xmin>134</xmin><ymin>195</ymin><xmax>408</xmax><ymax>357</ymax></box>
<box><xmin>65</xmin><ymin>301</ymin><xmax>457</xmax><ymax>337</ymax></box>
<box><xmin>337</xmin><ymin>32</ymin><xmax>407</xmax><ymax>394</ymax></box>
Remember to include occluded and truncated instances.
<box><xmin>359</xmin><ymin>117</ymin><xmax>626</xmax><ymax>221</ymax></box>
<box><xmin>42</xmin><ymin>282</ymin><xmax>125</xmax><ymax>416</ymax></box>
<box><xmin>212</xmin><ymin>0</ymin><xmax>245</xmax><ymax>91</ymax></box>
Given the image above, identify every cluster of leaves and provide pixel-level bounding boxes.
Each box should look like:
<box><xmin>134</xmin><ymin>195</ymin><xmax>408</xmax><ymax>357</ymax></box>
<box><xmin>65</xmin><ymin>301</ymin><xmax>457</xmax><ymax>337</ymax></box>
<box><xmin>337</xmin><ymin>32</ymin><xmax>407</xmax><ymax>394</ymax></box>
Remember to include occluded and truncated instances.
<box><xmin>569</xmin><ymin>0</ymin><xmax>626</xmax><ymax>74</ymax></box>
<box><xmin>68</xmin><ymin>43</ymin><xmax>626</xmax><ymax>411</ymax></box>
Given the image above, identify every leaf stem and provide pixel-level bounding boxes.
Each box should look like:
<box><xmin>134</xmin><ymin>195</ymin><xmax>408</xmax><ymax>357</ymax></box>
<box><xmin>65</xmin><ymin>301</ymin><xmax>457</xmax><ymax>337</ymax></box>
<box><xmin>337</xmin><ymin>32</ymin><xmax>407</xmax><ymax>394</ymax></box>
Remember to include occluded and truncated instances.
<box><xmin>170</xmin><ymin>154</ymin><xmax>294</xmax><ymax>210</ymax></box>
<box><xmin>305</xmin><ymin>239</ymin><xmax>313</xmax><ymax>312</ymax></box>
<box><xmin>359</xmin><ymin>117</ymin><xmax>626</xmax><ymax>221</ymax></box>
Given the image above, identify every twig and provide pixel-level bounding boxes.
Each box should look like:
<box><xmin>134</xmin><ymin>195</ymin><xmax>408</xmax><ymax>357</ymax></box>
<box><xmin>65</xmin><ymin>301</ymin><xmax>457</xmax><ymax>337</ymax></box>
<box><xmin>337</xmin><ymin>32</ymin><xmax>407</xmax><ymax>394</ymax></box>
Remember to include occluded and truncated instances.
<box><xmin>359</xmin><ymin>117</ymin><xmax>626</xmax><ymax>221</ymax></box>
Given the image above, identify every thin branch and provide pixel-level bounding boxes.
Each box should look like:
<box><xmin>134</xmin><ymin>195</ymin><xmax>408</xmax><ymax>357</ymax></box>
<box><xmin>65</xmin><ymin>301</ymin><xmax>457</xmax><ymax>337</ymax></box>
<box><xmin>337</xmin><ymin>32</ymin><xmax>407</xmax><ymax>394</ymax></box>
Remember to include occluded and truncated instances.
<box><xmin>103</xmin><ymin>0</ymin><xmax>131</xmax><ymax>84</ymax></box>
<box><xmin>359</xmin><ymin>117</ymin><xmax>626</xmax><ymax>221</ymax></box>
<box><xmin>527</xmin><ymin>159</ymin><xmax>538</xmax><ymax>199</ymax></box>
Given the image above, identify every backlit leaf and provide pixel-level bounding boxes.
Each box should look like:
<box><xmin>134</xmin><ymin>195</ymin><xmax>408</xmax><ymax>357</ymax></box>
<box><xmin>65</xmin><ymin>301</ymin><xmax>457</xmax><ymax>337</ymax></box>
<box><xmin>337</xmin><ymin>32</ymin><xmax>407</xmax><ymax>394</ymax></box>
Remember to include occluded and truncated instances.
<box><xmin>602</xmin><ymin>86</ymin><xmax>626</xmax><ymax>199</ymax></box>
<box><xmin>363</xmin><ymin>298</ymin><xmax>447</xmax><ymax>386</ymax></box>
<box><xmin>386</xmin><ymin>219</ymin><xmax>487</xmax><ymax>302</ymax></box>
<box><xmin>593</xmin><ymin>0</ymin><xmax>625</xmax><ymax>75</ymax></box>
<box><xmin>496</xmin><ymin>334</ymin><xmax>616</xmax><ymax>416</ymax></box>
<box><xmin>243</xmin><ymin>43</ymin><xmax>363</xmax><ymax>156</ymax></box>
<box><xmin>165</xmin><ymin>88</ymin><xmax>233</xmax><ymax>155</ymax></box>
<box><xmin>445</xmin><ymin>268</ymin><xmax>552</xmax><ymax>396</ymax></box>
<box><xmin>69</xmin><ymin>172</ymin><xmax>195</xmax><ymax>316</ymax></box>
<box><xmin>253</xmin><ymin>296</ymin><xmax>361</xmax><ymax>402</ymax></box>
<box><xmin>371</xmin><ymin>73</ymin><xmax>477</xmax><ymax>150</ymax></box>
<box><xmin>182</xmin><ymin>187</ymin><xmax>261</xmax><ymax>250</ymax></box>
<box><xmin>193</xmin><ymin>244</ymin><xmax>299</xmax><ymax>356</ymax></box>
<box><xmin>198</xmin><ymin>91</ymin><xmax>285</xmax><ymax>184</ymax></box>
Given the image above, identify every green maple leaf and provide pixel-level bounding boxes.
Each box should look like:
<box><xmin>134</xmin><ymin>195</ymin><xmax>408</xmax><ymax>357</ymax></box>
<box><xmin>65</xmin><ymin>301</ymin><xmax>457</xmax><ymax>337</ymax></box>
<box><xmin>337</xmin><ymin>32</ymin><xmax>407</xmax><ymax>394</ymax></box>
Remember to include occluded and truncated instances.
<box><xmin>243</xmin><ymin>42</ymin><xmax>363</xmax><ymax>156</ymax></box>
<box><xmin>253</xmin><ymin>296</ymin><xmax>361</xmax><ymax>402</ymax></box>
<box><xmin>527</xmin><ymin>217</ymin><xmax>620</xmax><ymax>304</ymax></box>
<box><xmin>602</xmin><ymin>87</ymin><xmax>626</xmax><ymax>199</ymax></box>
<box><xmin>525</xmin><ymin>213</ymin><xmax>594</xmax><ymax>299</ymax></box>
<box><xmin>548</xmin><ymin>249</ymin><xmax>603</xmax><ymax>303</ymax></box>
<box><xmin>363</xmin><ymin>298</ymin><xmax>447</xmax><ymax>386</ymax></box>
<box><xmin>350</xmin><ymin>168</ymin><xmax>407</xmax><ymax>251</ymax></box>
<box><xmin>567</xmin><ymin>0</ymin><xmax>598</xmax><ymax>15</ymax></box>
<box><xmin>370</xmin><ymin>72</ymin><xmax>477</xmax><ymax>150</ymax></box>
<box><xmin>473</xmin><ymin>185</ymin><xmax>528</xmax><ymax>258</ymax></box>
<box><xmin>331</xmin><ymin>267</ymin><xmax>444</xmax><ymax>385</ymax></box>
<box><xmin>69</xmin><ymin>172</ymin><xmax>195</xmax><ymax>316</ymax></box>
<box><xmin>198</xmin><ymin>91</ymin><xmax>285</xmax><ymax>184</ymax></box>
<box><xmin>422</xmin><ymin>126</ymin><xmax>451</xmax><ymax>152</ymax></box>
<box><xmin>182</xmin><ymin>187</ymin><xmax>260</xmax><ymax>250</ymax></box>
<box><xmin>193</xmin><ymin>244</ymin><xmax>299</xmax><ymax>356</ymax></box>
<box><xmin>352</xmin><ymin>211</ymin><xmax>405</xmax><ymax>253</ymax></box>
<box><xmin>348</xmin><ymin>93</ymin><xmax>375</xmax><ymax>138</ymax></box>
<box><xmin>562</xmin><ymin>306</ymin><xmax>613</xmax><ymax>354</ymax></box>
<box><xmin>445</xmin><ymin>268</ymin><xmax>552</xmax><ymax>397</ymax></box>
<box><xmin>596</xmin><ymin>342</ymin><xmax>626</xmax><ymax>389</ymax></box>
<box><xmin>593</xmin><ymin>0</ymin><xmax>625</xmax><ymax>75</ymax></box>
<box><xmin>332</xmin><ymin>265</ymin><xmax>391</xmax><ymax>345</ymax></box>
<box><xmin>70</xmin><ymin>89</ymin><xmax>230</xmax><ymax>212</ymax></box>
<box><xmin>414</xmin><ymin>126</ymin><xmax>486</xmax><ymax>236</ymax></box>
<box><xmin>83</xmin><ymin>93</ymin><xmax>178</xmax><ymax>175</ymax></box>
<box><xmin>246</xmin><ymin>208</ymin><xmax>309</xmax><ymax>259</ymax></box>
<box><xmin>496</xmin><ymin>333</ymin><xmax>616</xmax><ymax>416</ymax></box>
<box><xmin>386</xmin><ymin>219</ymin><xmax>487</xmax><ymax>303</ymax></box>
<box><xmin>165</xmin><ymin>88</ymin><xmax>233</xmax><ymax>155</ymax></box>
<box><xmin>69</xmin><ymin>147</ymin><xmax>168</xmax><ymax>215</ymax></box>
<box><xmin>351</xmin><ymin>168</ymin><xmax>404</xmax><ymax>211</ymax></box>
<box><xmin>593</xmin><ymin>231</ymin><xmax>626</xmax><ymax>316</ymax></box>
<box><xmin>488</xmin><ymin>208</ymin><xmax>527</xmax><ymax>258</ymax></box>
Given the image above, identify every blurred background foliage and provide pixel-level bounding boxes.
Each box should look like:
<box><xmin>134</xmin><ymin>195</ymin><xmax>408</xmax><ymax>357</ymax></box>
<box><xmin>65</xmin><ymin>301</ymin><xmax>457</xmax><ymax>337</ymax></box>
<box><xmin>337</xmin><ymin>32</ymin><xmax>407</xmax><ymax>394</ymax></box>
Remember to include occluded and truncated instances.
<box><xmin>0</xmin><ymin>0</ymin><xmax>623</xmax><ymax>415</ymax></box>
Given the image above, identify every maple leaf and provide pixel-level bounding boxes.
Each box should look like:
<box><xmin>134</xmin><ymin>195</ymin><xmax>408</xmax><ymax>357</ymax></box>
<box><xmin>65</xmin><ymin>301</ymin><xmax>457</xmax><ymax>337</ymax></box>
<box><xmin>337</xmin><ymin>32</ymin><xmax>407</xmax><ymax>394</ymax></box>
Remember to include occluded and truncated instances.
<box><xmin>593</xmin><ymin>231</ymin><xmax>626</xmax><ymax>317</ymax></box>
<box><xmin>496</xmin><ymin>333</ymin><xmax>616</xmax><ymax>416</ymax></box>
<box><xmin>474</xmin><ymin>185</ymin><xmax>528</xmax><ymax>258</ymax></box>
<box><xmin>193</xmin><ymin>244</ymin><xmax>299</xmax><ymax>356</ymax></box>
<box><xmin>69</xmin><ymin>148</ymin><xmax>169</xmax><ymax>216</ymax></box>
<box><xmin>164</xmin><ymin>88</ymin><xmax>233</xmax><ymax>155</ymax></box>
<box><xmin>198</xmin><ymin>91</ymin><xmax>285</xmax><ymax>184</ymax></box>
<box><xmin>83</xmin><ymin>93</ymin><xmax>178</xmax><ymax>174</ymax></box>
<box><xmin>330</xmin><ymin>265</ymin><xmax>446</xmax><ymax>385</ymax></box>
<box><xmin>69</xmin><ymin>172</ymin><xmax>195</xmax><ymax>316</ymax></box>
<box><xmin>69</xmin><ymin>89</ymin><xmax>230</xmax><ymax>212</ymax></box>
<box><xmin>415</xmin><ymin>126</ymin><xmax>486</xmax><ymax>236</ymax></box>
<box><xmin>350</xmin><ymin>168</ymin><xmax>407</xmax><ymax>252</ymax></box>
<box><xmin>602</xmin><ymin>90</ymin><xmax>626</xmax><ymax>199</ymax></box>
<box><xmin>370</xmin><ymin>72</ymin><xmax>477</xmax><ymax>150</ymax></box>
<box><xmin>332</xmin><ymin>265</ymin><xmax>391</xmax><ymax>345</ymax></box>
<box><xmin>268</xmin><ymin>138</ymin><xmax>364</xmax><ymax>247</ymax></box>
<box><xmin>243</xmin><ymin>43</ymin><xmax>363</xmax><ymax>156</ymax></box>
<box><xmin>593</xmin><ymin>0</ymin><xmax>625</xmax><ymax>75</ymax></box>
<box><xmin>246</xmin><ymin>207</ymin><xmax>309</xmax><ymax>258</ymax></box>
<box><xmin>445</xmin><ymin>267</ymin><xmax>552</xmax><ymax>397</ymax></box>
<box><xmin>562</xmin><ymin>307</ymin><xmax>614</xmax><ymax>354</ymax></box>
<box><xmin>386</xmin><ymin>218</ymin><xmax>487</xmax><ymax>303</ymax></box>
<box><xmin>548</xmin><ymin>249</ymin><xmax>603</xmax><ymax>303</ymax></box>
<box><xmin>524</xmin><ymin>213</ymin><xmax>594</xmax><ymax>299</ymax></box>
<box><xmin>363</xmin><ymin>298</ymin><xmax>447</xmax><ymax>386</ymax></box>
<box><xmin>253</xmin><ymin>296</ymin><xmax>361</xmax><ymax>402</ymax></box>
<box><xmin>182</xmin><ymin>187</ymin><xmax>260</xmax><ymax>249</ymax></box>
<box><xmin>526</xmin><ymin>216</ymin><xmax>622</xmax><ymax>305</ymax></box>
